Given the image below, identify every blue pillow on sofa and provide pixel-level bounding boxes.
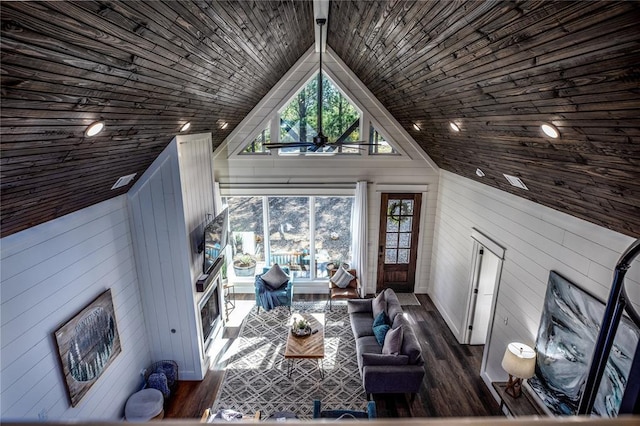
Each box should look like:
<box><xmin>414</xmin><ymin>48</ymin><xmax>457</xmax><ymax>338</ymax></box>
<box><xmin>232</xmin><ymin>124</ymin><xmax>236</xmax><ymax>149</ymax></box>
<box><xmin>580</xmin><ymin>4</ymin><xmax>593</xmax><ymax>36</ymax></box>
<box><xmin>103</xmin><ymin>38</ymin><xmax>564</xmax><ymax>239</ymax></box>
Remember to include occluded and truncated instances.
<box><xmin>373</xmin><ymin>324</ymin><xmax>390</xmax><ymax>345</ymax></box>
<box><xmin>372</xmin><ymin>311</ymin><xmax>389</xmax><ymax>328</ymax></box>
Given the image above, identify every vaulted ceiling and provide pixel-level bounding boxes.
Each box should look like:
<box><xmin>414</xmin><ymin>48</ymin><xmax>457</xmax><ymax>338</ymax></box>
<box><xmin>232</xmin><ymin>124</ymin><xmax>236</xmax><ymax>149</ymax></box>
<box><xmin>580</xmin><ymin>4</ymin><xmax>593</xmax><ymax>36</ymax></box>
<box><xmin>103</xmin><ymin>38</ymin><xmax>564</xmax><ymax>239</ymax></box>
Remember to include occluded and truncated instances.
<box><xmin>1</xmin><ymin>1</ymin><xmax>639</xmax><ymax>238</ymax></box>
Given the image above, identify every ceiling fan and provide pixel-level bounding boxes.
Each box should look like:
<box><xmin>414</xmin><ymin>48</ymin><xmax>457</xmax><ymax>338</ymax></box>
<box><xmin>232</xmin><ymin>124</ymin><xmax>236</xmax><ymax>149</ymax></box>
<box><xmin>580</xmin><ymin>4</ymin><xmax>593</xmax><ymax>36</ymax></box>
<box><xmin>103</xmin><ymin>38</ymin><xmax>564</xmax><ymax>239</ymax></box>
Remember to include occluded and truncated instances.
<box><xmin>263</xmin><ymin>18</ymin><xmax>379</xmax><ymax>153</ymax></box>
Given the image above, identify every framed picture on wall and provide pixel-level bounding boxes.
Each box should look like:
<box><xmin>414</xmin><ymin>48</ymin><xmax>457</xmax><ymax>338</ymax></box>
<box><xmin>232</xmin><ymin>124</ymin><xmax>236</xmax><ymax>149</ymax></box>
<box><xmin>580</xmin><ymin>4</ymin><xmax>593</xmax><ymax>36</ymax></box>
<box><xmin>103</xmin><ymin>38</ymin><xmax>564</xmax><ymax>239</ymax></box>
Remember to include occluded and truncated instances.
<box><xmin>54</xmin><ymin>289</ymin><xmax>121</xmax><ymax>407</ymax></box>
<box><xmin>528</xmin><ymin>271</ymin><xmax>639</xmax><ymax>416</ymax></box>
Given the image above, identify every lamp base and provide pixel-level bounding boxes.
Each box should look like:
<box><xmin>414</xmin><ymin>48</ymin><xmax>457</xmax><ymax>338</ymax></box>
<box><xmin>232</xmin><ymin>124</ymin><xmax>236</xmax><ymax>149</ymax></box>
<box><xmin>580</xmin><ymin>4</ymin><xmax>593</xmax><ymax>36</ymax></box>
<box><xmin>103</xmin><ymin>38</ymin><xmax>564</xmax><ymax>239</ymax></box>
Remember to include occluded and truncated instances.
<box><xmin>505</xmin><ymin>374</ymin><xmax>523</xmax><ymax>398</ymax></box>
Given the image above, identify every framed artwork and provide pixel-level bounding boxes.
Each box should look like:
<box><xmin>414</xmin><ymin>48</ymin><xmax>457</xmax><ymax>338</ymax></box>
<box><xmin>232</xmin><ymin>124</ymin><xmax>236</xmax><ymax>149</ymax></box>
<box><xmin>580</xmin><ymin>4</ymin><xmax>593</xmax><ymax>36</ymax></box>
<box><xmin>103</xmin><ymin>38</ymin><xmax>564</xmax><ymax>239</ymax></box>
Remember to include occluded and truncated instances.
<box><xmin>528</xmin><ymin>271</ymin><xmax>639</xmax><ymax>416</ymax></box>
<box><xmin>54</xmin><ymin>289</ymin><xmax>121</xmax><ymax>407</ymax></box>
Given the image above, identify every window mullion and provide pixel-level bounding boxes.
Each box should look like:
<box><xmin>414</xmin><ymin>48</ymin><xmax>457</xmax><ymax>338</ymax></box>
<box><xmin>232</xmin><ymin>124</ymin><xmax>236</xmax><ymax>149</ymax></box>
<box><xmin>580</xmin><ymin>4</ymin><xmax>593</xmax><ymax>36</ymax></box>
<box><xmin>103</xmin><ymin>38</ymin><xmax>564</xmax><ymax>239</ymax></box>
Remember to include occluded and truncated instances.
<box><xmin>262</xmin><ymin>196</ymin><xmax>270</xmax><ymax>266</ymax></box>
<box><xmin>309</xmin><ymin>196</ymin><xmax>316</xmax><ymax>280</ymax></box>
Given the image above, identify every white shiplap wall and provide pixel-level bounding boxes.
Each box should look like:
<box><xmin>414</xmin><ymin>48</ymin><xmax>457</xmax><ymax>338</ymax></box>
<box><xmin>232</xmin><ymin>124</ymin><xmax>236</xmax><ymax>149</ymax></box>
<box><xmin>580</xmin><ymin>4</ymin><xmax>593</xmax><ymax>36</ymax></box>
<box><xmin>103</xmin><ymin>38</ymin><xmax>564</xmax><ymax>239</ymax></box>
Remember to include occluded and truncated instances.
<box><xmin>429</xmin><ymin>170</ymin><xmax>640</xmax><ymax>385</ymax></box>
<box><xmin>128</xmin><ymin>133</ymin><xmax>216</xmax><ymax>381</ymax></box>
<box><xmin>214</xmin><ymin>47</ymin><xmax>439</xmax><ymax>295</ymax></box>
<box><xmin>0</xmin><ymin>196</ymin><xmax>151</xmax><ymax>421</ymax></box>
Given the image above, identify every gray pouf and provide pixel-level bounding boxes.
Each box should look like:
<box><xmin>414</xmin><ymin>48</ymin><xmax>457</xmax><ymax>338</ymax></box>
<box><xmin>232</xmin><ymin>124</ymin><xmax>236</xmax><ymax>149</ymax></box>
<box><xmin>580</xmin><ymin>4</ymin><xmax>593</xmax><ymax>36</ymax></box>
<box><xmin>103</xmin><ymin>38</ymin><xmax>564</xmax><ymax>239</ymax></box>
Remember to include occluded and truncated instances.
<box><xmin>125</xmin><ymin>388</ymin><xmax>164</xmax><ymax>421</ymax></box>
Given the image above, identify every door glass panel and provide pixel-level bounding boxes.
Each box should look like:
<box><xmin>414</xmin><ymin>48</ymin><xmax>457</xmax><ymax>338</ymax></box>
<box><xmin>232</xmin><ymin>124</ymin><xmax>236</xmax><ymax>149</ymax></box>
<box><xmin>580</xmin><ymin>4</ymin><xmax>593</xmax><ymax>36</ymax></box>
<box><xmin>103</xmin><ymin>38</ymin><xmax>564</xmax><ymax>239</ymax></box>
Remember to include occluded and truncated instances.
<box><xmin>399</xmin><ymin>217</ymin><xmax>412</xmax><ymax>233</ymax></box>
<box><xmin>385</xmin><ymin>249</ymin><xmax>397</xmax><ymax>263</ymax></box>
<box><xmin>403</xmin><ymin>199</ymin><xmax>414</xmax><ymax>214</ymax></box>
<box><xmin>386</xmin><ymin>232</ymin><xmax>398</xmax><ymax>248</ymax></box>
<box><xmin>386</xmin><ymin>217</ymin><xmax>399</xmax><ymax>232</ymax></box>
<box><xmin>398</xmin><ymin>249</ymin><xmax>410</xmax><ymax>264</ymax></box>
<box><xmin>398</xmin><ymin>233</ymin><xmax>411</xmax><ymax>248</ymax></box>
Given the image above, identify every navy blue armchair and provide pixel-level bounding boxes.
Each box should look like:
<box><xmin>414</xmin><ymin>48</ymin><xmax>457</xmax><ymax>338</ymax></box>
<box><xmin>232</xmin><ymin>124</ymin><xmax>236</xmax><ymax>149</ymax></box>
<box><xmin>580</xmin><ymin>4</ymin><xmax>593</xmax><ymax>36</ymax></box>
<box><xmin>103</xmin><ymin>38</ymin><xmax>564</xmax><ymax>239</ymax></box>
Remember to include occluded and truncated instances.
<box><xmin>254</xmin><ymin>266</ymin><xmax>293</xmax><ymax>313</ymax></box>
<box><xmin>312</xmin><ymin>400</ymin><xmax>376</xmax><ymax>419</ymax></box>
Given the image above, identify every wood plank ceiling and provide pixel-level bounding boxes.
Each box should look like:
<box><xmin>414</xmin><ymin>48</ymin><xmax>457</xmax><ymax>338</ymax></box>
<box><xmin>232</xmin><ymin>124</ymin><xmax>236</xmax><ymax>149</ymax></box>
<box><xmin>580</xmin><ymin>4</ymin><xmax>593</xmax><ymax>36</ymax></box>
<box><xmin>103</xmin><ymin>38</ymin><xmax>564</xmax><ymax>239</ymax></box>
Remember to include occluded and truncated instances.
<box><xmin>1</xmin><ymin>1</ymin><xmax>639</xmax><ymax>238</ymax></box>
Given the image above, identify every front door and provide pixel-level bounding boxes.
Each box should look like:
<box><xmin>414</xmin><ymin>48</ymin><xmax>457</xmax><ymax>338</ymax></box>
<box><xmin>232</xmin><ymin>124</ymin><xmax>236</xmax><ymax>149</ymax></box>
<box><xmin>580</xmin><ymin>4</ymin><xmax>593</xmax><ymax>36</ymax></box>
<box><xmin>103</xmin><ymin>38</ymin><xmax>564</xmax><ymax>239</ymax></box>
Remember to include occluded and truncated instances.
<box><xmin>376</xmin><ymin>193</ymin><xmax>422</xmax><ymax>293</ymax></box>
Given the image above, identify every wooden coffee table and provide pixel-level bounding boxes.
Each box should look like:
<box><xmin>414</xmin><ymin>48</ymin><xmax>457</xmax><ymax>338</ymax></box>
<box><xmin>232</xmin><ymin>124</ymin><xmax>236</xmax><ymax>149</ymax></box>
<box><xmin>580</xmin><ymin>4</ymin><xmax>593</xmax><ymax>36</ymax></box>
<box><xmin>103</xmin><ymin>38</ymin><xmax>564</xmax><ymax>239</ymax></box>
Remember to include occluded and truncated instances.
<box><xmin>284</xmin><ymin>313</ymin><xmax>325</xmax><ymax>379</ymax></box>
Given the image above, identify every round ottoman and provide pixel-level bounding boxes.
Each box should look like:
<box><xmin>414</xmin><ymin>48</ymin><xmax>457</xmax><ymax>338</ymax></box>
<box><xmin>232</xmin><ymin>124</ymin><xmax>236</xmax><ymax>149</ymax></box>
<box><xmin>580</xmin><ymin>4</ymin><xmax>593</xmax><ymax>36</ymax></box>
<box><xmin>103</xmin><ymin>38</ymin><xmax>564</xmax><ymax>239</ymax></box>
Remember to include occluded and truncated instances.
<box><xmin>125</xmin><ymin>388</ymin><xmax>164</xmax><ymax>421</ymax></box>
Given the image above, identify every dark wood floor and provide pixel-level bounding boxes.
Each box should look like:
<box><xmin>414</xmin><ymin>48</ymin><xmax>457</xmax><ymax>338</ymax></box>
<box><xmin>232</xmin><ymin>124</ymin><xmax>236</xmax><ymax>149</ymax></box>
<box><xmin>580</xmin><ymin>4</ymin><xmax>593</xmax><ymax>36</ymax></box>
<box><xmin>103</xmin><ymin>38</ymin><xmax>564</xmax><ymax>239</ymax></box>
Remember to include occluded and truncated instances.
<box><xmin>165</xmin><ymin>293</ymin><xmax>502</xmax><ymax>419</ymax></box>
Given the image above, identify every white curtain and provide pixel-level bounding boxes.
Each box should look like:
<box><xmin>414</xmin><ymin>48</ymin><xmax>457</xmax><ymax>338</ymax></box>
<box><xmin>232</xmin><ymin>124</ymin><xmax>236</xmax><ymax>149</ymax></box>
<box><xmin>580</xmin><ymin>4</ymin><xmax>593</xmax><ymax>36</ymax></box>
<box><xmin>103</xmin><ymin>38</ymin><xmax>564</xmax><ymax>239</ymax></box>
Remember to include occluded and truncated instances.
<box><xmin>350</xmin><ymin>181</ymin><xmax>368</xmax><ymax>296</ymax></box>
<box><xmin>213</xmin><ymin>181</ymin><xmax>223</xmax><ymax>216</ymax></box>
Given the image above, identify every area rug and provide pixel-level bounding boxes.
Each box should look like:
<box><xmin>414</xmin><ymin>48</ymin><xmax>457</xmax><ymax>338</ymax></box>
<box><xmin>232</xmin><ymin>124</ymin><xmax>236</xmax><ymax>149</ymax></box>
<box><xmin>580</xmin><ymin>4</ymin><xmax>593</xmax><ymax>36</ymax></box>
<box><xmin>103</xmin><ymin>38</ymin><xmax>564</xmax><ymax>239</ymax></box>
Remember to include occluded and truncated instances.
<box><xmin>212</xmin><ymin>302</ymin><xmax>367</xmax><ymax>419</ymax></box>
<box><xmin>395</xmin><ymin>293</ymin><xmax>421</xmax><ymax>306</ymax></box>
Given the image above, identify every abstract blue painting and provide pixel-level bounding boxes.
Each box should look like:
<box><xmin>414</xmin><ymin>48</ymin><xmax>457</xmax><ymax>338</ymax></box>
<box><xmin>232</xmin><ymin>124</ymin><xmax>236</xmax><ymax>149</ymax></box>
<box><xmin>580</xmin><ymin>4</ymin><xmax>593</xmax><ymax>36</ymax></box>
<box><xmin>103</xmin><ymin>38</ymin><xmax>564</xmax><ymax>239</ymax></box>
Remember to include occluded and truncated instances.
<box><xmin>529</xmin><ymin>271</ymin><xmax>638</xmax><ymax>416</ymax></box>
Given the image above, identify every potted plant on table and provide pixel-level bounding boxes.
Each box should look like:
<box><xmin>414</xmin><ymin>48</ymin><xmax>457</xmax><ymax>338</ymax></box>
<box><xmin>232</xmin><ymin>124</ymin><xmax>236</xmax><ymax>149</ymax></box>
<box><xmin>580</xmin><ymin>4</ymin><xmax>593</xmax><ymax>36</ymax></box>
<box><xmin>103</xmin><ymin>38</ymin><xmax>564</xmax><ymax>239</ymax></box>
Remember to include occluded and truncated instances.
<box><xmin>233</xmin><ymin>253</ymin><xmax>256</xmax><ymax>277</ymax></box>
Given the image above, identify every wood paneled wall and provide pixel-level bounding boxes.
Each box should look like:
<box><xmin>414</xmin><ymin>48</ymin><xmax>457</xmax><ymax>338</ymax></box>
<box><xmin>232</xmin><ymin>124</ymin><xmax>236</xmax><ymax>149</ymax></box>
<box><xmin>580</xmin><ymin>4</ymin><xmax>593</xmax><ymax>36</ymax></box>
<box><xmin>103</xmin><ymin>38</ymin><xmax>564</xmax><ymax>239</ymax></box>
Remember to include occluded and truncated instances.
<box><xmin>0</xmin><ymin>196</ymin><xmax>150</xmax><ymax>420</ymax></box>
<box><xmin>0</xmin><ymin>0</ymin><xmax>313</xmax><ymax>237</ymax></box>
<box><xmin>2</xmin><ymin>0</ymin><xmax>639</xmax><ymax>241</ymax></box>
<box><xmin>329</xmin><ymin>1</ymin><xmax>640</xmax><ymax>237</ymax></box>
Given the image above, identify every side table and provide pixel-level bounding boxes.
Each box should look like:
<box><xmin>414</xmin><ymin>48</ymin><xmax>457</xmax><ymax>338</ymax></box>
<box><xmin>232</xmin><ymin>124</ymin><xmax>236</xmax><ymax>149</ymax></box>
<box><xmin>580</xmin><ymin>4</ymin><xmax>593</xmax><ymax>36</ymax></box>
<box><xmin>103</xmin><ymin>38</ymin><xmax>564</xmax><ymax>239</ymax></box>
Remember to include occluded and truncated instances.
<box><xmin>492</xmin><ymin>381</ymin><xmax>546</xmax><ymax>417</ymax></box>
<box><xmin>223</xmin><ymin>282</ymin><xmax>235</xmax><ymax>321</ymax></box>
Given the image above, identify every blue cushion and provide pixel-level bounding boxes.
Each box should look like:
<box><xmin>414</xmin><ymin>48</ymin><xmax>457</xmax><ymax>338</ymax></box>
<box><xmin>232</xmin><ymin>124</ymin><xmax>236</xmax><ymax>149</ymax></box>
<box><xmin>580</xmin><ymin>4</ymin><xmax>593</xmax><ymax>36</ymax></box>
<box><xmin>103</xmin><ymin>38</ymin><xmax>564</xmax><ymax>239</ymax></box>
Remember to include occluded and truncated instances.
<box><xmin>372</xmin><ymin>324</ymin><xmax>390</xmax><ymax>345</ymax></box>
<box><xmin>372</xmin><ymin>311</ymin><xmax>389</xmax><ymax>328</ymax></box>
<box><xmin>147</xmin><ymin>372</ymin><xmax>170</xmax><ymax>399</ymax></box>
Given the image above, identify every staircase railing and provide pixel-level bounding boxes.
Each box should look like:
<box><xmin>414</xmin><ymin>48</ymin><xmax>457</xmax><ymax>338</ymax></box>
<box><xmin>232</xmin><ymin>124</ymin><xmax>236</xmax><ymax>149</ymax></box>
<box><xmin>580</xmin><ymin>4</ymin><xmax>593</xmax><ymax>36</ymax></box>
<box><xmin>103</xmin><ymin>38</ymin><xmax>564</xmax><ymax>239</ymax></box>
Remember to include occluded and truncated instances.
<box><xmin>577</xmin><ymin>238</ymin><xmax>640</xmax><ymax>415</ymax></box>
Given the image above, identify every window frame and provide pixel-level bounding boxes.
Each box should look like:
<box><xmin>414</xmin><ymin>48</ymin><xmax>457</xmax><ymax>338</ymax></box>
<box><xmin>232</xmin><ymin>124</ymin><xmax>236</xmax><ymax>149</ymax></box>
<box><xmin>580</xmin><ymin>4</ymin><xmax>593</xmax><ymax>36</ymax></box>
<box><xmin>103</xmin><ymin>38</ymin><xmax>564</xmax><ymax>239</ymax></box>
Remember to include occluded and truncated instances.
<box><xmin>222</xmin><ymin>187</ymin><xmax>355</xmax><ymax>284</ymax></box>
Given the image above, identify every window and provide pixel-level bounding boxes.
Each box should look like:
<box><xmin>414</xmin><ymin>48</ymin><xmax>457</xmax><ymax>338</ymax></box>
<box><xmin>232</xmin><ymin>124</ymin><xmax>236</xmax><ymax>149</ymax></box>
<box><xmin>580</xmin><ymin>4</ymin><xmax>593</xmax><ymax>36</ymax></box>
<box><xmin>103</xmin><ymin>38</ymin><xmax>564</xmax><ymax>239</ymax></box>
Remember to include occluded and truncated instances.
<box><xmin>268</xmin><ymin>197</ymin><xmax>310</xmax><ymax>278</ymax></box>
<box><xmin>278</xmin><ymin>72</ymin><xmax>361</xmax><ymax>154</ymax></box>
<box><xmin>369</xmin><ymin>125</ymin><xmax>397</xmax><ymax>154</ymax></box>
<box><xmin>225</xmin><ymin>195</ymin><xmax>353</xmax><ymax>281</ymax></box>
<box><xmin>242</xmin><ymin>126</ymin><xmax>271</xmax><ymax>154</ymax></box>
<box><xmin>315</xmin><ymin>197</ymin><xmax>353</xmax><ymax>277</ymax></box>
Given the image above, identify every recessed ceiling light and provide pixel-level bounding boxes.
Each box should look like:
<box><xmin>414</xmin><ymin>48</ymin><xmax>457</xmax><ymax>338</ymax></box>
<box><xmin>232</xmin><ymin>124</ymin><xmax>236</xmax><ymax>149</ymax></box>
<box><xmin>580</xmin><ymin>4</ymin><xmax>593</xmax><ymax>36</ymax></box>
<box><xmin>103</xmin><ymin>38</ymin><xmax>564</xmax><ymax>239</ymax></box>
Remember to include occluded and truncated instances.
<box><xmin>221</xmin><ymin>122</ymin><xmax>228</xmax><ymax>129</ymax></box>
<box><xmin>412</xmin><ymin>123</ymin><xmax>420</xmax><ymax>131</ymax></box>
<box><xmin>476</xmin><ymin>168</ymin><xmax>485</xmax><ymax>177</ymax></box>
<box><xmin>85</xmin><ymin>121</ymin><xmax>104</xmax><ymax>137</ymax></box>
<box><xmin>541</xmin><ymin>123</ymin><xmax>559</xmax><ymax>138</ymax></box>
<box><xmin>449</xmin><ymin>122</ymin><xmax>460</xmax><ymax>132</ymax></box>
<box><xmin>180</xmin><ymin>122</ymin><xmax>191</xmax><ymax>132</ymax></box>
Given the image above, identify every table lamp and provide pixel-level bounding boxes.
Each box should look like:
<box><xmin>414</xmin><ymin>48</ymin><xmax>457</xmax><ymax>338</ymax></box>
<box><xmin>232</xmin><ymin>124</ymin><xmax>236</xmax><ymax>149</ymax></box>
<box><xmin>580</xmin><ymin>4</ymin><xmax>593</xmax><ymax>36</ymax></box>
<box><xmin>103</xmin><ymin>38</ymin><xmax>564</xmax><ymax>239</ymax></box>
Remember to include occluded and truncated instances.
<box><xmin>501</xmin><ymin>342</ymin><xmax>536</xmax><ymax>398</ymax></box>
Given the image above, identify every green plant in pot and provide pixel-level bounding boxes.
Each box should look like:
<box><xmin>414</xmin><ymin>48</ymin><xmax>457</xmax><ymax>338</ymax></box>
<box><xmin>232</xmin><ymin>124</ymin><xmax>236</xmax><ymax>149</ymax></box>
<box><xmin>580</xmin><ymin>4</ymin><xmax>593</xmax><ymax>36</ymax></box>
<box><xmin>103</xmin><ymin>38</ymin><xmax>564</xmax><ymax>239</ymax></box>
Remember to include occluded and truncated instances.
<box><xmin>292</xmin><ymin>317</ymin><xmax>311</xmax><ymax>336</ymax></box>
<box><xmin>233</xmin><ymin>253</ymin><xmax>256</xmax><ymax>277</ymax></box>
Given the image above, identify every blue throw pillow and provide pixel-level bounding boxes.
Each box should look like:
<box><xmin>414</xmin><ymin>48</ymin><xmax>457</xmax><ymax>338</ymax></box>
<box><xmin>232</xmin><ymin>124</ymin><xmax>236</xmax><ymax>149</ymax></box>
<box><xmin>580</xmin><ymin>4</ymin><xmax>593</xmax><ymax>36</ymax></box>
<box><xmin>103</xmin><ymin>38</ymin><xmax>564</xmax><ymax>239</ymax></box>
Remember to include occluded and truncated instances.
<box><xmin>372</xmin><ymin>311</ymin><xmax>389</xmax><ymax>328</ymax></box>
<box><xmin>373</xmin><ymin>324</ymin><xmax>390</xmax><ymax>346</ymax></box>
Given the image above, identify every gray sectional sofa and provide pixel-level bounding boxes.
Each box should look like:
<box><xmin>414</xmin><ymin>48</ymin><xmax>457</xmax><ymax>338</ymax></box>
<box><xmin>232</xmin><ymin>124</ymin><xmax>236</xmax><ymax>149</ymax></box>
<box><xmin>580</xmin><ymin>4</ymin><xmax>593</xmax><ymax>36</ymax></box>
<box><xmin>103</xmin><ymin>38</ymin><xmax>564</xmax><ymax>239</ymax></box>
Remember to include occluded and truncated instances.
<box><xmin>348</xmin><ymin>288</ymin><xmax>425</xmax><ymax>398</ymax></box>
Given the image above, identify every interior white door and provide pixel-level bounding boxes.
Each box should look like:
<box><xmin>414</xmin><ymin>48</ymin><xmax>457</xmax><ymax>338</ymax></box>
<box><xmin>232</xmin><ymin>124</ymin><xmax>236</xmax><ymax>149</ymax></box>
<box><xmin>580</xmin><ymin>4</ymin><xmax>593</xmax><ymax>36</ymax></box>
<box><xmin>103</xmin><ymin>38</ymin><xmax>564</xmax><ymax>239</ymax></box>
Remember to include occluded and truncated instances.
<box><xmin>470</xmin><ymin>249</ymin><xmax>501</xmax><ymax>345</ymax></box>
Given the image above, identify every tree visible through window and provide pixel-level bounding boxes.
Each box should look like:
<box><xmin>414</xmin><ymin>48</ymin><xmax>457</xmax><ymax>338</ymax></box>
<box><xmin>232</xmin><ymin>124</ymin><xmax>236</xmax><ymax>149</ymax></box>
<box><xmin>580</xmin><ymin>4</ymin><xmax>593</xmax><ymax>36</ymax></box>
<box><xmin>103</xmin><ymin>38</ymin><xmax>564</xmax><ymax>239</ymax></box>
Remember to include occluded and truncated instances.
<box><xmin>225</xmin><ymin>195</ymin><xmax>353</xmax><ymax>280</ymax></box>
<box><xmin>279</xmin><ymin>72</ymin><xmax>360</xmax><ymax>153</ymax></box>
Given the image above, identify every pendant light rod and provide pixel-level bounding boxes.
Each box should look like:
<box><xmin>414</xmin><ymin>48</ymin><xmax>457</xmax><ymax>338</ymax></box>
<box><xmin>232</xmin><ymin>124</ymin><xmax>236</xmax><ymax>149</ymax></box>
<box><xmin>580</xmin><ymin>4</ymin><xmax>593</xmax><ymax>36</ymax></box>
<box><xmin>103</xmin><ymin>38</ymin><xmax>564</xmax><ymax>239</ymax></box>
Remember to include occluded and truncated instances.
<box><xmin>316</xmin><ymin>18</ymin><xmax>326</xmax><ymax>139</ymax></box>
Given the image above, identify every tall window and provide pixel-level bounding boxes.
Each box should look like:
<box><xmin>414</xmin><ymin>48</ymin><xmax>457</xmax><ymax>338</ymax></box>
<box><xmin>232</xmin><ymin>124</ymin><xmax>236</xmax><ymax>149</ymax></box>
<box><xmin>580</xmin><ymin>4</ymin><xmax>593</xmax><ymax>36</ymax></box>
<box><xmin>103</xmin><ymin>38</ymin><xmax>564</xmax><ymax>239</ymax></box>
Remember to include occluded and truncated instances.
<box><xmin>268</xmin><ymin>197</ymin><xmax>310</xmax><ymax>278</ymax></box>
<box><xmin>225</xmin><ymin>195</ymin><xmax>353</xmax><ymax>281</ymax></box>
<box><xmin>315</xmin><ymin>197</ymin><xmax>353</xmax><ymax>277</ymax></box>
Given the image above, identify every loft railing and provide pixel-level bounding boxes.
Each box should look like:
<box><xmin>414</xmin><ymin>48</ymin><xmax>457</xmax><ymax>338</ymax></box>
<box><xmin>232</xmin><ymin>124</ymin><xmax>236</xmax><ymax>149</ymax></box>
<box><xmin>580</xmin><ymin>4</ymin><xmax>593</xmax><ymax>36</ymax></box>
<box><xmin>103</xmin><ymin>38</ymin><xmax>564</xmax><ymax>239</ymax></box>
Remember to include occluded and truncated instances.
<box><xmin>578</xmin><ymin>238</ymin><xmax>640</xmax><ymax>415</ymax></box>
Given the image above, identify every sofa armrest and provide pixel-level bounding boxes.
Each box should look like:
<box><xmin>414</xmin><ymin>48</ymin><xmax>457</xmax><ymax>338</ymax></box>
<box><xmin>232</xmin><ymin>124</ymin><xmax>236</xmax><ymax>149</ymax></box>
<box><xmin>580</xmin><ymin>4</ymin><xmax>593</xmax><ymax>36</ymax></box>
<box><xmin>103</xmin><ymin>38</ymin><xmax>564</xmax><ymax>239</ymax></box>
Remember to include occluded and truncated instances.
<box><xmin>362</xmin><ymin>365</ymin><xmax>425</xmax><ymax>394</ymax></box>
<box><xmin>348</xmin><ymin>298</ymin><xmax>372</xmax><ymax>313</ymax></box>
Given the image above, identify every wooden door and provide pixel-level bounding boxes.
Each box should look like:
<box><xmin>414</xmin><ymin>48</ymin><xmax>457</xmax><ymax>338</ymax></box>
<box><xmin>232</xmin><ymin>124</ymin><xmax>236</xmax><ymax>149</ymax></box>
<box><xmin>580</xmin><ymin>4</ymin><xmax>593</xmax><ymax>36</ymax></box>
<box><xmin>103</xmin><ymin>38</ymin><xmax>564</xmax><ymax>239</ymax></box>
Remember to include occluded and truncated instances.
<box><xmin>376</xmin><ymin>193</ymin><xmax>422</xmax><ymax>293</ymax></box>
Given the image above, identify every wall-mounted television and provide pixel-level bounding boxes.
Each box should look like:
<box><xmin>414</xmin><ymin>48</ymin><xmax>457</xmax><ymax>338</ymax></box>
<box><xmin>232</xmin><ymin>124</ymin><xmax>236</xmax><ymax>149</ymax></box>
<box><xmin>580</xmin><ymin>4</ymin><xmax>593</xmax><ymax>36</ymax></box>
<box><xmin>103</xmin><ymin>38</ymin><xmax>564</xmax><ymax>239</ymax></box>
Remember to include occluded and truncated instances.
<box><xmin>203</xmin><ymin>208</ymin><xmax>228</xmax><ymax>274</ymax></box>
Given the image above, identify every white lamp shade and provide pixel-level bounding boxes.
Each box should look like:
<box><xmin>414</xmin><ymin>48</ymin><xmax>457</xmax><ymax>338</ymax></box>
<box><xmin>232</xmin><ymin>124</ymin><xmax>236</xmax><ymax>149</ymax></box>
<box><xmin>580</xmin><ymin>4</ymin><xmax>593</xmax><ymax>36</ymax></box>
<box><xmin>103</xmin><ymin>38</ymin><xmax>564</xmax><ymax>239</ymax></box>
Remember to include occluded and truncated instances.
<box><xmin>501</xmin><ymin>342</ymin><xmax>536</xmax><ymax>379</ymax></box>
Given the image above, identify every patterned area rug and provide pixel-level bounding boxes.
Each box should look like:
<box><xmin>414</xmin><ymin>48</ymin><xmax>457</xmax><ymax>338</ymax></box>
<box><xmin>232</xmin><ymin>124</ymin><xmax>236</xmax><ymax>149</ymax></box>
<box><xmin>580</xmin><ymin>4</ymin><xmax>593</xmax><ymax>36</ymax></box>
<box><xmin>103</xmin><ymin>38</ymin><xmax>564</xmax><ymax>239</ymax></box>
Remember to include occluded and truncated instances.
<box><xmin>212</xmin><ymin>302</ymin><xmax>366</xmax><ymax>419</ymax></box>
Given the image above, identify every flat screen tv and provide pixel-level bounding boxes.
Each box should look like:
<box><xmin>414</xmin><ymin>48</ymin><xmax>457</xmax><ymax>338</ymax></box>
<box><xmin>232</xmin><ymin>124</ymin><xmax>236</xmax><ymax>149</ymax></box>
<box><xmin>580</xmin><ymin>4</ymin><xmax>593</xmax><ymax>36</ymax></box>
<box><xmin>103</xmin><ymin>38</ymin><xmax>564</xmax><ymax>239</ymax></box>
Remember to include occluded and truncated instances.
<box><xmin>203</xmin><ymin>208</ymin><xmax>228</xmax><ymax>274</ymax></box>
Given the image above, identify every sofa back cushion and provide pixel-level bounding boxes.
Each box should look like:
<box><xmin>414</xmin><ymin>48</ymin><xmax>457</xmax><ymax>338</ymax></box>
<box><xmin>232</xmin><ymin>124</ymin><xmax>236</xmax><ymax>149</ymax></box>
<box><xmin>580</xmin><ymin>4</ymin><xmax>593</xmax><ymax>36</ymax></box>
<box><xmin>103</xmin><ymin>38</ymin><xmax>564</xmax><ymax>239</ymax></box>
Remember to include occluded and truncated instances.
<box><xmin>384</xmin><ymin>289</ymin><xmax>403</xmax><ymax>323</ymax></box>
<box><xmin>372</xmin><ymin>291</ymin><xmax>386</xmax><ymax>319</ymax></box>
<box><xmin>394</xmin><ymin>314</ymin><xmax>424</xmax><ymax>365</ymax></box>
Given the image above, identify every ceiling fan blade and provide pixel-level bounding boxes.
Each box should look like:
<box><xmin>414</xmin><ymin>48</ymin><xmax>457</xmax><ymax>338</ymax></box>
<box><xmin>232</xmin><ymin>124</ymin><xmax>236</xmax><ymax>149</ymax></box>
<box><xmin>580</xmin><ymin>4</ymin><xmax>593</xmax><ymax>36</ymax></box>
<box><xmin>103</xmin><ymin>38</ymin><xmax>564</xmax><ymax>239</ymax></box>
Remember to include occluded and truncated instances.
<box><xmin>333</xmin><ymin>140</ymin><xmax>380</xmax><ymax>146</ymax></box>
<box><xmin>263</xmin><ymin>142</ymin><xmax>316</xmax><ymax>149</ymax></box>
